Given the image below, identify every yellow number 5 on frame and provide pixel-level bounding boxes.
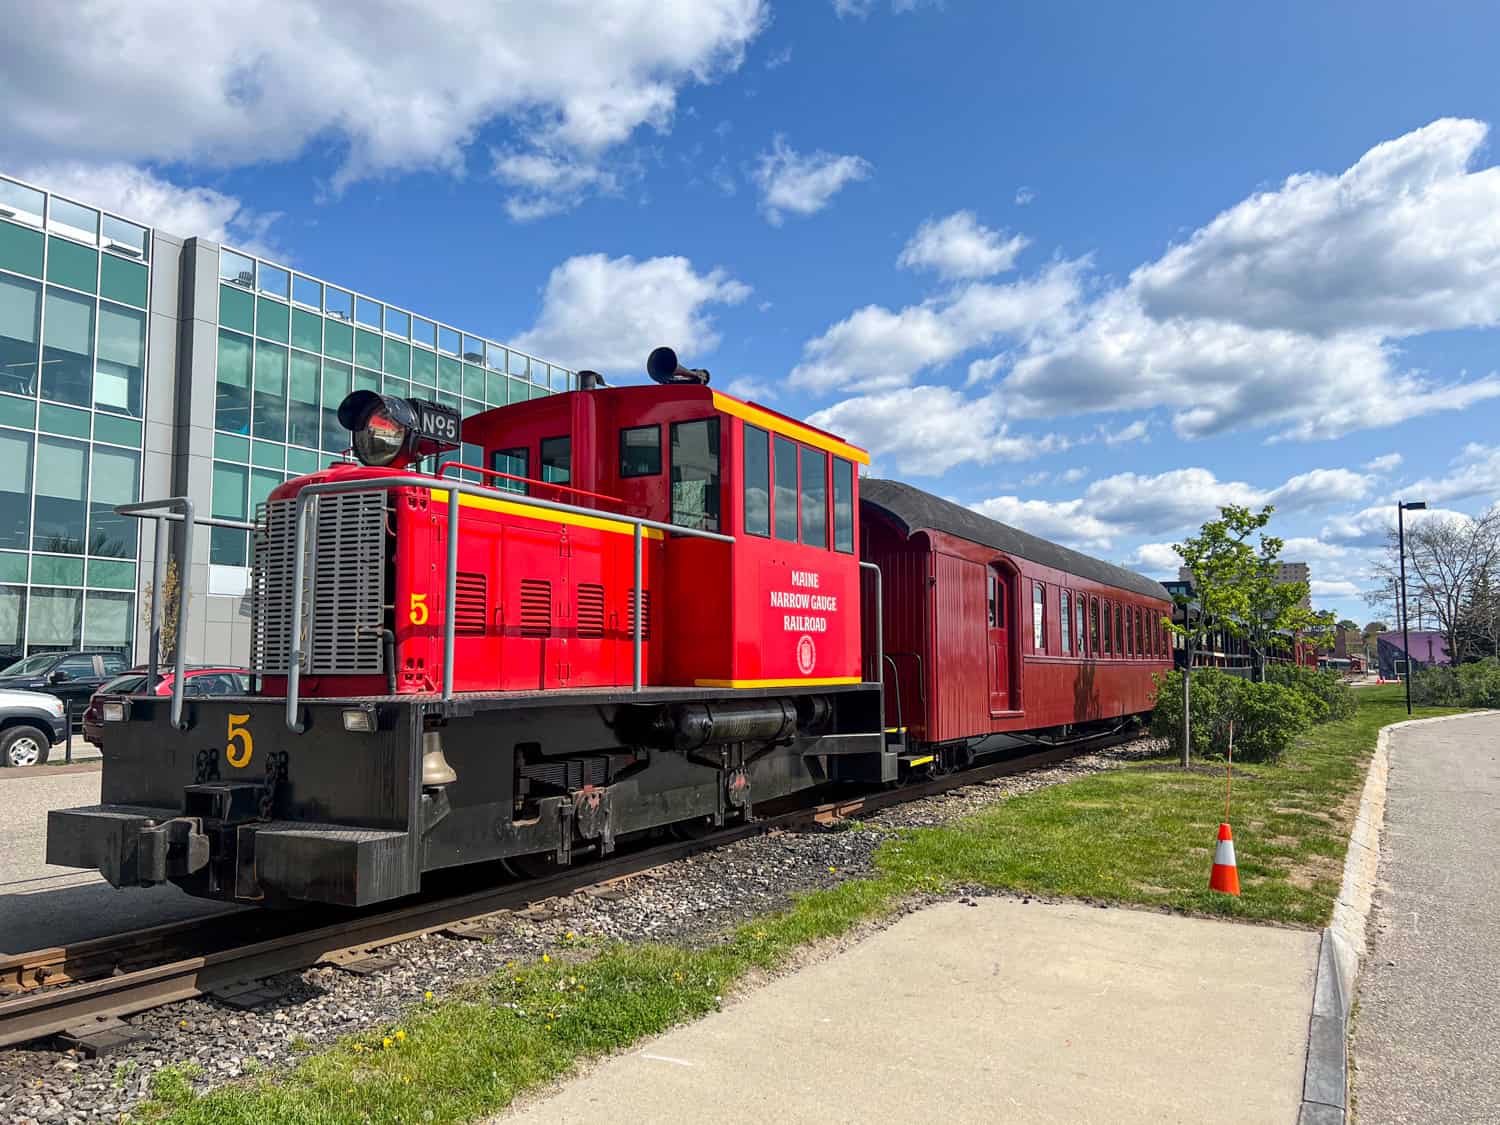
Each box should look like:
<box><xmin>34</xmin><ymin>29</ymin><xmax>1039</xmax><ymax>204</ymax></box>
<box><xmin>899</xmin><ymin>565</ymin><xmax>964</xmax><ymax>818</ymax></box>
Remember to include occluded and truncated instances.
<box><xmin>226</xmin><ymin>713</ymin><xmax>254</xmax><ymax>768</ymax></box>
<box><xmin>409</xmin><ymin>592</ymin><xmax>429</xmax><ymax>625</ymax></box>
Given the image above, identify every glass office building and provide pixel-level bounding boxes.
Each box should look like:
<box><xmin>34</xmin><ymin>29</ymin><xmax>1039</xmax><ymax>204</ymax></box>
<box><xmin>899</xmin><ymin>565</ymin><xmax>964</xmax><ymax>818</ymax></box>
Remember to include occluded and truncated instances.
<box><xmin>0</xmin><ymin>172</ymin><xmax>572</xmax><ymax>666</ymax></box>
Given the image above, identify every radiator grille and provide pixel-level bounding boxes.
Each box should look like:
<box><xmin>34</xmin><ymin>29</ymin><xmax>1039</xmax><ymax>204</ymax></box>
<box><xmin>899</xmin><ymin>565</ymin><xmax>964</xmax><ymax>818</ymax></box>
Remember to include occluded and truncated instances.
<box><xmin>252</xmin><ymin>490</ymin><xmax>387</xmax><ymax>676</ymax></box>
<box><xmin>455</xmin><ymin>572</ymin><xmax>487</xmax><ymax>636</ymax></box>
<box><xmin>520</xmin><ymin>579</ymin><xmax>552</xmax><ymax>637</ymax></box>
<box><xmin>628</xmin><ymin>588</ymin><xmax>651</xmax><ymax>641</ymax></box>
<box><xmin>576</xmin><ymin>583</ymin><xmax>605</xmax><ymax>639</ymax></box>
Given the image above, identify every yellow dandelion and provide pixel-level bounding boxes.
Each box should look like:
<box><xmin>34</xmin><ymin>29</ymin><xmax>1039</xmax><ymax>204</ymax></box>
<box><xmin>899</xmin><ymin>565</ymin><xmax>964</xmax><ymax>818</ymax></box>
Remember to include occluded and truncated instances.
<box><xmin>828</xmin><ymin>866</ymin><xmax>837</xmax><ymax>873</ymax></box>
<box><xmin>394</xmin><ymin>1030</ymin><xmax>407</xmax><ymax>1043</ymax></box>
<box><xmin>352</xmin><ymin>1043</ymin><xmax>365</xmax><ymax>1052</ymax></box>
<box><xmin>506</xmin><ymin>960</ymin><xmax>515</xmax><ymax>969</ymax></box>
<box><xmin>673</xmin><ymin>972</ymin><xmax>684</xmax><ymax>983</ymax></box>
<box><xmin>382</xmin><ymin>1036</ymin><xmax>393</xmax><ymax>1050</ymax></box>
<box><xmin>576</xmin><ymin>983</ymin><xmax>585</xmax><ymax>992</ymax></box>
<box><xmin>542</xmin><ymin>953</ymin><xmax>551</xmax><ymax>963</ymax></box>
<box><xmin>402</xmin><ymin>1076</ymin><xmax>412</xmax><ymax>1085</ymax></box>
<box><xmin>565</xmin><ymin>931</ymin><xmax>576</xmax><ymax>940</ymax></box>
<box><xmin>179</xmin><ymin>1020</ymin><xmax>188</xmax><ymax>1029</ymax></box>
<box><xmin>514</xmin><ymin>976</ymin><xmax>523</xmax><ymax>983</ymax></box>
<box><xmin>423</xmin><ymin>990</ymin><xmax>433</xmax><ymax>1002</ymax></box>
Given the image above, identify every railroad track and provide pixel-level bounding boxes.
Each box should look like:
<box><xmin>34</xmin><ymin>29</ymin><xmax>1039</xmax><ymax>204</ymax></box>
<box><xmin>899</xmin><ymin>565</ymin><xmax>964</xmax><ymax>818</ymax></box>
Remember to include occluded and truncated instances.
<box><xmin>0</xmin><ymin>732</ymin><xmax>1130</xmax><ymax>1051</ymax></box>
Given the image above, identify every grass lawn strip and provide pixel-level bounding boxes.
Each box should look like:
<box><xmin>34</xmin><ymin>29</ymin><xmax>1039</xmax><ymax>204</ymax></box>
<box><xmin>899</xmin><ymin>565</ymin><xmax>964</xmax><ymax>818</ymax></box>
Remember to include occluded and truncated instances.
<box><xmin>139</xmin><ymin>686</ymin><xmax>1460</xmax><ymax>1124</ymax></box>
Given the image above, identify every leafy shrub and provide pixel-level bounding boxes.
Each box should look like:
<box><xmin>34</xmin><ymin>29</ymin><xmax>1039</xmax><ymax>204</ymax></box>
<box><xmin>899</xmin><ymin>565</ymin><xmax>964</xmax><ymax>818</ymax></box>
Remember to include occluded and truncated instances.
<box><xmin>1457</xmin><ymin>658</ymin><xmax>1500</xmax><ymax>708</ymax></box>
<box><xmin>1410</xmin><ymin>664</ymin><xmax>1462</xmax><ymax>706</ymax></box>
<box><xmin>1151</xmin><ymin>668</ymin><xmax>1316</xmax><ymax>763</ymax></box>
<box><xmin>1265</xmin><ymin>664</ymin><xmax>1356</xmax><ymax>722</ymax></box>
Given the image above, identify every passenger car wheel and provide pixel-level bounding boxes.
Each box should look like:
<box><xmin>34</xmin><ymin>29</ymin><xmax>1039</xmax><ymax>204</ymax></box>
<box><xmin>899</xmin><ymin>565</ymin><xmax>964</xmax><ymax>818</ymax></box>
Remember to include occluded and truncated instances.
<box><xmin>1</xmin><ymin>725</ymin><xmax>51</xmax><ymax>768</ymax></box>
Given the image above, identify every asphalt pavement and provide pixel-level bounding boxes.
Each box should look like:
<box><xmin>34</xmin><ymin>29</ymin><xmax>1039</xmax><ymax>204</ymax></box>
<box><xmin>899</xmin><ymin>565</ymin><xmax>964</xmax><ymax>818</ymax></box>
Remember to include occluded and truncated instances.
<box><xmin>0</xmin><ymin>767</ymin><xmax>239</xmax><ymax>954</ymax></box>
<box><xmin>500</xmin><ymin>898</ymin><xmax>1318</xmax><ymax>1125</ymax></box>
<box><xmin>1352</xmin><ymin>711</ymin><xmax>1500</xmax><ymax>1124</ymax></box>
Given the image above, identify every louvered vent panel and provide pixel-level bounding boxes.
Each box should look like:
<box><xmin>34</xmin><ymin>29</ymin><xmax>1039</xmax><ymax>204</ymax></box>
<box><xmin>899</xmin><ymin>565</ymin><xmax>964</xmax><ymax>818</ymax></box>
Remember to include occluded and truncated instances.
<box><xmin>251</xmin><ymin>497</ymin><xmax>298</xmax><ymax>675</ymax></box>
<box><xmin>628</xmin><ymin>588</ymin><xmax>651</xmax><ymax>641</ymax></box>
<box><xmin>455</xmin><ymin>572</ymin><xmax>487</xmax><ymax>635</ymax></box>
<box><xmin>576</xmin><ymin>583</ymin><xmax>605</xmax><ymax>639</ymax></box>
<box><xmin>520</xmin><ymin>579</ymin><xmax>552</xmax><ymax>637</ymax></box>
<box><xmin>307</xmin><ymin>491</ymin><xmax>387</xmax><ymax>674</ymax></box>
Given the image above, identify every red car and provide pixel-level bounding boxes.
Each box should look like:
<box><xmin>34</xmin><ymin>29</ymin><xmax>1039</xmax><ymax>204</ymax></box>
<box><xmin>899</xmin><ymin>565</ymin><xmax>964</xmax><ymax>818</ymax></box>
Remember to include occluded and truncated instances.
<box><xmin>82</xmin><ymin>667</ymin><xmax>248</xmax><ymax>747</ymax></box>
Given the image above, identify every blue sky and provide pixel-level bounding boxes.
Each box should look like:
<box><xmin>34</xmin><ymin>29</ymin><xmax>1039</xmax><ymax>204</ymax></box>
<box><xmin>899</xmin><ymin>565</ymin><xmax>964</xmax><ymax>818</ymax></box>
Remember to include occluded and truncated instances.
<box><xmin>7</xmin><ymin>0</ymin><xmax>1500</xmax><ymax>624</ymax></box>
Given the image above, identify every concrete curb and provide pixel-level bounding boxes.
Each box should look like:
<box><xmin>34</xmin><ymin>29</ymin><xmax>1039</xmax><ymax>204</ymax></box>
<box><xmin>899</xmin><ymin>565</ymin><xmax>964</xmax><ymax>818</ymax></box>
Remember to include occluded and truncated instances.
<box><xmin>1297</xmin><ymin>712</ymin><xmax>1487</xmax><ymax>1124</ymax></box>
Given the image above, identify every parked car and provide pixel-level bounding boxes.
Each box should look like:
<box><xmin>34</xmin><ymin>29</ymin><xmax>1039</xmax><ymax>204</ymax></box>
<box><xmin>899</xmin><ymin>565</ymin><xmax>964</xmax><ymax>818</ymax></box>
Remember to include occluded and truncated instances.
<box><xmin>0</xmin><ymin>690</ymin><xmax>69</xmax><ymax>767</ymax></box>
<box><xmin>82</xmin><ymin>667</ymin><xmax>249</xmax><ymax>748</ymax></box>
<box><xmin>0</xmin><ymin>651</ymin><xmax>131</xmax><ymax>728</ymax></box>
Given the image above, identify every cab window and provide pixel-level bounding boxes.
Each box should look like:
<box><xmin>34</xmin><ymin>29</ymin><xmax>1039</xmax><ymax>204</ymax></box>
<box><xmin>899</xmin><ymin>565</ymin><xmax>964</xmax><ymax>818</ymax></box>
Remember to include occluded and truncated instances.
<box><xmin>773</xmin><ymin>434</ymin><xmax>798</xmax><ymax>541</ymax></box>
<box><xmin>799</xmin><ymin>447</ymin><xmax>827</xmax><ymax>547</ymax></box>
<box><xmin>670</xmin><ymin>418</ymin><xmax>720</xmax><ymax>531</ymax></box>
<box><xmin>540</xmin><ymin>436</ymin><xmax>570</xmax><ymax>485</ymax></box>
<box><xmin>743</xmin><ymin>424</ymin><xmax>770</xmax><ymax>537</ymax></box>
<box><xmin>620</xmin><ymin>425</ymin><xmax>661</xmax><ymax>478</ymax></box>
<box><xmin>832</xmin><ymin>457</ymin><xmax>854</xmax><ymax>553</ymax></box>
<box><xmin>491</xmin><ymin>447</ymin><xmax>528</xmax><ymax>494</ymax></box>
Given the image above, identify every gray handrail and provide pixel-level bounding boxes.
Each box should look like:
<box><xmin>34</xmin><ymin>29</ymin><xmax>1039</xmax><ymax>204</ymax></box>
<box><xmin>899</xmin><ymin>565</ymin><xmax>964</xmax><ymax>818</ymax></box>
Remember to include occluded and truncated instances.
<box><xmin>111</xmin><ymin>501</ymin><xmax>259</xmax><ymax>729</ymax></box>
<box><xmin>285</xmin><ymin>475</ymin><xmax>734</xmax><ymax>732</ymax></box>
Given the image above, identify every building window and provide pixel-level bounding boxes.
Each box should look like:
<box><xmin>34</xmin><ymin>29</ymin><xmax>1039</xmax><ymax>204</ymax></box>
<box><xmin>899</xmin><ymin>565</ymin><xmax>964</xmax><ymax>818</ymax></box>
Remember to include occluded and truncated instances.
<box><xmin>27</xmin><ymin>587</ymin><xmax>82</xmax><ymax>653</ymax></box>
<box><xmin>257</xmin><ymin>263</ymin><xmax>290</xmax><ymax>299</ymax></box>
<box><xmin>48</xmin><ymin>198</ymin><xmax>98</xmax><ymax>245</ymax></box>
<box><xmin>0</xmin><ymin>273</ymin><xmax>40</xmax><ymax>395</ymax></box>
<box><xmin>321</xmin><ymin>361</ymin><xmax>351</xmax><ymax>452</ymax></box>
<box><xmin>252</xmin><ymin>341</ymin><xmax>288</xmax><ymax>442</ymax></box>
<box><xmin>670</xmin><ymin>417</ymin><xmax>720</xmax><ymax>532</ymax></box>
<box><xmin>800</xmin><ymin>446</ymin><xmax>827</xmax><ymax>548</ymax></box>
<box><xmin>0</xmin><ymin>179</ymin><xmax>45</xmax><ymax>228</ymax></box>
<box><xmin>220</xmin><ymin>250</ymin><xmax>254</xmax><ymax>289</ymax></box>
<box><xmin>619</xmin><ymin>425</ymin><xmax>661</xmax><ymax>478</ymax></box>
<box><xmin>83</xmin><ymin>591</ymin><xmax>133</xmax><ymax>653</ymax></box>
<box><xmin>0</xmin><ymin>585</ymin><xmax>25</xmax><ymax>663</ymax></box>
<box><xmin>832</xmin><ymin>457</ymin><xmax>854</xmax><ymax>553</ymax></box>
<box><xmin>540</xmin><ymin>436</ymin><xmax>570</xmax><ymax>486</ymax></box>
<box><xmin>0</xmin><ymin>429</ymin><xmax>33</xmax><ymax>550</ymax></box>
<box><xmin>288</xmin><ymin>351</ymin><xmax>321</xmax><ymax>449</ymax></box>
<box><xmin>743</xmin><ymin>424</ymin><xmax>770</xmax><ymax>538</ymax></box>
<box><xmin>210</xmin><ymin>461</ymin><xmax>249</xmax><ymax>565</ymax></box>
<box><xmin>33</xmin><ymin>437</ymin><xmax>88</xmax><ymax>554</ymax></box>
<box><xmin>773</xmin><ymin>434</ymin><xmax>797</xmax><ymax>541</ymax></box>
<box><xmin>1060</xmin><ymin>590</ymin><xmax>1071</xmax><ymax>654</ymax></box>
<box><xmin>88</xmin><ymin>446</ymin><xmax>139</xmax><ymax>558</ymax></box>
<box><xmin>95</xmin><ymin>302</ymin><xmax>144</xmax><ymax>417</ymax></box>
<box><xmin>1033</xmin><ymin>582</ymin><xmax>1046</xmax><ymax>652</ymax></box>
<box><xmin>40</xmin><ymin>289</ymin><xmax>94</xmax><ymax>408</ymax></box>
<box><xmin>491</xmin><ymin>447</ymin><xmax>528</xmax><ymax>494</ymax></box>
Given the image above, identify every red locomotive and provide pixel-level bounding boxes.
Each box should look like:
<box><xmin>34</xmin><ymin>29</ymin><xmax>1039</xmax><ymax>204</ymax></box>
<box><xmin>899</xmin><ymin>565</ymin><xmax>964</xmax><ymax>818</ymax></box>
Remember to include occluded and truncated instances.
<box><xmin>49</xmin><ymin>349</ymin><xmax>1171</xmax><ymax>908</ymax></box>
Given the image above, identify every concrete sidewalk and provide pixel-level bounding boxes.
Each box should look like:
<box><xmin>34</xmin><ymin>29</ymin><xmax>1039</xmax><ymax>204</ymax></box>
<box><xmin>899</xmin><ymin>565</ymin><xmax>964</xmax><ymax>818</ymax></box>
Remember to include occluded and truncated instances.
<box><xmin>1353</xmin><ymin>711</ymin><xmax>1500</xmax><ymax>1124</ymax></box>
<box><xmin>502</xmin><ymin>898</ymin><xmax>1318</xmax><ymax>1125</ymax></box>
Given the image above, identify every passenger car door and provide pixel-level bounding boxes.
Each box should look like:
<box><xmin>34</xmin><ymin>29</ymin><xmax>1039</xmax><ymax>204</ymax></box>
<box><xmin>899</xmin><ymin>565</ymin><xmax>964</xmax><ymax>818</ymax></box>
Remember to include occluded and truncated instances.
<box><xmin>987</xmin><ymin>568</ymin><xmax>1010</xmax><ymax>712</ymax></box>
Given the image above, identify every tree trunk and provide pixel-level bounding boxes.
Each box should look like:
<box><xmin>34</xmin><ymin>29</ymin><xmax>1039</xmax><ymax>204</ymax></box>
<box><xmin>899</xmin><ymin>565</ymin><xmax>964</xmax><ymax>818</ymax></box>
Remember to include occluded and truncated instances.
<box><xmin>1181</xmin><ymin>661</ymin><xmax>1191</xmax><ymax>768</ymax></box>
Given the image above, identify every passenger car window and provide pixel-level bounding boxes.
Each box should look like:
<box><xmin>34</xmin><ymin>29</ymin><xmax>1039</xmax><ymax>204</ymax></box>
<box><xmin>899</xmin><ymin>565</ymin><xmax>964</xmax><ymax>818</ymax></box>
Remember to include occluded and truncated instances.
<box><xmin>1115</xmin><ymin>605</ymin><xmax>1124</xmax><ymax>658</ymax></box>
<box><xmin>1033</xmin><ymin>583</ymin><xmax>1046</xmax><ymax>652</ymax></box>
<box><xmin>742</xmin><ymin>424</ymin><xmax>770</xmax><ymax>538</ymax></box>
<box><xmin>670</xmin><ymin>418</ymin><xmax>720</xmax><ymax>532</ymax></box>
<box><xmin>490</xmin><ymin>447</ymin><xmax>528</xmax><ymax>494</ymax></box>
<box><xmin>619</xmin><ymin>425</ymin><xmax>661</xmax><ymax>478</ymax></box>
<box><xmin>773</xmin><ymin>435</ymin><xmax>798</xmax><ymax>542</ymax></box>
<box><xmin>1076</xmin><ymin>594</ymin><xmax>1087</xmax><ymax>658</ymax></box>
<box><xmin>1060</xmin><ymin>590</ymin><xmax>1072</xmax><ymax>654</ymax></box>
<box><xmin>1090</xmin><ymin>598</ymin><xmax>1100</xmax><ymax>656</ymax></box>
<box><xmin>799</xmin><ymin>447</ymin><xmax>827</xmax><ymax>547</ymax></box>
<box><xmin>832</xmin><ymin>457</ymin><xmax>853</xmax><ymax>553</ymax></box>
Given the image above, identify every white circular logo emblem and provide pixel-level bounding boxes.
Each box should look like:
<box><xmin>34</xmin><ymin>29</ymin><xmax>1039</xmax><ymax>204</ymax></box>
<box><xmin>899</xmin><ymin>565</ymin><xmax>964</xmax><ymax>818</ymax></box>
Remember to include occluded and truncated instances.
<box><xmin>797</xmin><ymin>634</ymin><xmax>817</xmax><ymax>675</ymax></box>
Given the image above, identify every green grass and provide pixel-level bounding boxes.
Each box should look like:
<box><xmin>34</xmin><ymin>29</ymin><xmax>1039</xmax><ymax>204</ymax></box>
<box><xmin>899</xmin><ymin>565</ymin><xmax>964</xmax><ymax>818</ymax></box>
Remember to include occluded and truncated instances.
<box><xmin>139</xmin><ymin>686</ymin><xmax>1458</xmax><ymax>1123</ymax></box>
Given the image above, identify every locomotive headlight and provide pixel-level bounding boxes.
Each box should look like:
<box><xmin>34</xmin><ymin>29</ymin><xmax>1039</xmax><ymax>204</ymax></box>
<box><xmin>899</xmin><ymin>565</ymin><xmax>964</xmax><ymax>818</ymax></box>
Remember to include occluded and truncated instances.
<box><xmin>352</xmin><ymin>404</ymin><xmax>409</xmax><ymax>467</ymax></box>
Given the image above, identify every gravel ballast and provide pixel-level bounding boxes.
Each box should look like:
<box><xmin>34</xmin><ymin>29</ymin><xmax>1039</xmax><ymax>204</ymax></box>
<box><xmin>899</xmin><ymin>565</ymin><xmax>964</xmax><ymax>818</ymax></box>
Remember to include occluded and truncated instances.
<box><xmin>0</xmin><ymin>739</ymin><xmax>1158</xmax><ymax>1124</ymax></box>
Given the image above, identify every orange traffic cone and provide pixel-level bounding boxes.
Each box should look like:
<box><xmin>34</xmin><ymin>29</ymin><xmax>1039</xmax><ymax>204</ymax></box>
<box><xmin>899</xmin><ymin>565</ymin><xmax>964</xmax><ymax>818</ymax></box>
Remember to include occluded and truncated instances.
<box><xmin>1209</xmin><ymin>822</ymin><xmax>1240</xmax><ymax>896</ymax></box>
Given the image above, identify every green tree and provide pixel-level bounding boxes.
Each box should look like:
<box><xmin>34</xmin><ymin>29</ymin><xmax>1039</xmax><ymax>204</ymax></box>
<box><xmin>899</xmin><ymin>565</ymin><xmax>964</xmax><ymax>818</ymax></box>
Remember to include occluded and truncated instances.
<box><xmin>1168</xmin><ymin>505</ymin><xmax>1318</xmax><ymax>766</ymax></box>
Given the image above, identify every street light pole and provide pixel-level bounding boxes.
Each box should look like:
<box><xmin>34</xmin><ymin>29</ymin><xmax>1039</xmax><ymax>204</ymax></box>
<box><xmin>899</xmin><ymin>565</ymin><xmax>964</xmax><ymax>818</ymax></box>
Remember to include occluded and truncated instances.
<box><xmin>1398</xmin><ymin>500</ymin><xmax>1427</xmax><ymax>715</ymax></box>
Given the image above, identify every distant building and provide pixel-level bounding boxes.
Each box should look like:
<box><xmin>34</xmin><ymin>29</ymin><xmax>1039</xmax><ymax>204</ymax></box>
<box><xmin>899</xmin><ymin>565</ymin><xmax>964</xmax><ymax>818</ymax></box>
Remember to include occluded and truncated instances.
<box><xmin>1177</xmin><ymin>560</ymin><xmax>1311</xmax><ymax>609</ymax></box>
<box><xmin>1376</xmin><ymin>630</ymin><xmax>1450</xmax><ymax>680</ymax></box>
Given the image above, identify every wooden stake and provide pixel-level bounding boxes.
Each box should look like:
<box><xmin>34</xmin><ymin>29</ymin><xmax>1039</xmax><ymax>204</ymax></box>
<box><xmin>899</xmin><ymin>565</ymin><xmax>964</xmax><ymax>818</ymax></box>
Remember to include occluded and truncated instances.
<box><xmin>1224</xmin><ymin>719</ymin><xmax>1235</xmax><ymax>822</ymax></box>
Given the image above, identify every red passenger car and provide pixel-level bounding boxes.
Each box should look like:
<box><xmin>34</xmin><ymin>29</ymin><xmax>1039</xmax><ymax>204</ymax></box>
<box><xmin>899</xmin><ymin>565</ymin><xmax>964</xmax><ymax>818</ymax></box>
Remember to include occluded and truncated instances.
<box><xmin>861</xmin><ymin>480</ymin><xmax>1172</xmax><ymax>751</ymax></box>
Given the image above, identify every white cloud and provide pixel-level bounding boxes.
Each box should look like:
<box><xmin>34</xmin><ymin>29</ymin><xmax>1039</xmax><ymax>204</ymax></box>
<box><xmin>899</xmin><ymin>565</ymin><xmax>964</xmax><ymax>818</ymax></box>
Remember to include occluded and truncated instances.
<box><xmin>962</xmin><ymin>463</ymin><xmax>1376</xmax><ymax>554</ymax></box>
<box><xmin>753</xmin><ymin>135</ymin><xmax>871</xmax><ymax>225</ymax></box>
<box><xmin>832</xmin><ymin>0</ymin><xmax>939</xmax><ymax>16</ymax></box>
<box><xmin>791</xmin><ymin>259</ymin><xmax>1084</xmax><ymax>392</ymax></box>
<box><xmin>1364</xmin><ymin>452</ymin><xmax>1403</xmax><ymax>472</ymax></box>
<box><xmin>0</xmin><ymin>1</ymin><xmax>767</xmax><ymax>217</ymax></box>
<box><xmin>1280</xmin><ymin>537</ymin><xmax>1353</xmax><ymax>564</ymax></box>
<box><xmin>795</xmin><ymin>118</ymin><xmax>1500</xmax><ymax>445</ymax></box>
<box><xmin>1311</xmin><ymin>579</ymin><xmax>1362</xmax><ymax>598</ymax></box>
<box><xmin>1014</xmin><ymin>186</ymin><xmax>1036</xmax><ymax>206</ymax></box>
<box><xmin>807</xmin><ymin>386</ymin><xmax>1069</xmax><ymax>476</ymax></box>
<box><xmin>897</xmin><ymin>211</ymin><xmax>1029</xmax><ymax>279</ymax></box>
<box><xmin>1127</xmin><ymin>542</ymin><xmax>1183</xmax><ymax>577</ymax></box>
<box><xmin>512</xmin><ymin>254</ymin><xmax>750</xmax><ymax>374</ymax></box>
<box><xmin>1059</xmin><ymin>465</ymin><xmax>1090</xmax><ymax>484</ymax></box>
<box><xmin>1400</xmin><ymin>442</ymin><xmax>1500</xmax><ymax>504</ymax></box>
<box><xmin>1102</xmin><ymin>419</ymin><xmax>1149</xmax><ymax>446</ymax></box>
<box><xmin>725</xmin><ymin>376</ymin><xmax>777</xmax><ymax>400</ymax></box>
<box><xmin>17</xmin><ymin>161</ymin><xmax>282</xmax><ymax>255</ymax></box>
<box><xmin>1321</xmin><ymin>503</ymin><xmax>1470</xmax><ymax>547</ymax></box>
<box><xmin>764</xmin><ymin>46</ymin><xmax>793</xmax><ymax>69</ymax></box>
<box><xmin>491</xmin><ymin>150</ymin><xmax>622</xmax><ymax>222</ymax></box>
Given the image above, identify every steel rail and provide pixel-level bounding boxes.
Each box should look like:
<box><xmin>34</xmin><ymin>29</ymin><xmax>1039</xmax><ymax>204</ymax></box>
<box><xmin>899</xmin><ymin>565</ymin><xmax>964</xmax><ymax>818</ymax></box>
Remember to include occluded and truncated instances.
<box><xmin>0</xmin><ymin>730</ymin><xmax>1135</xmax><ymax>1050</ymax></box>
